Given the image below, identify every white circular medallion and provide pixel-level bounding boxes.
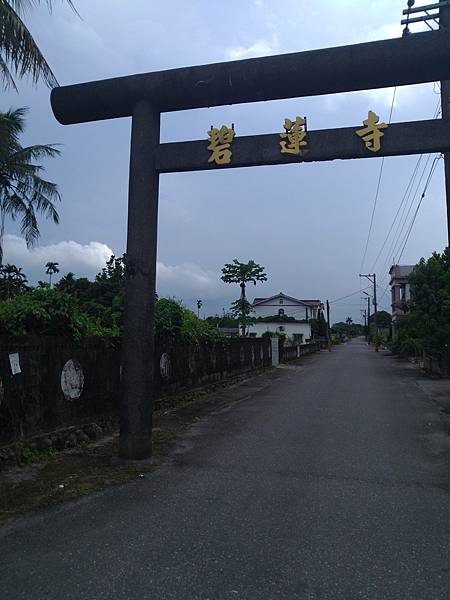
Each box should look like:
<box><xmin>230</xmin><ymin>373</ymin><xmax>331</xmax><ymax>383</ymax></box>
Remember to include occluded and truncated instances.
<box><xmin>61</xmin><ymin>359</ymin><xmax>84</xmax><ymax>400</ymax></box>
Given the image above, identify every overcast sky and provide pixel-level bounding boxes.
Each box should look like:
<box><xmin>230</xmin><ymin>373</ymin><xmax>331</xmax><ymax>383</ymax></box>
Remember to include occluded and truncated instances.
<box><xmin>3</xmin><ymin>0</ymin><xmax>447</xmax><ymax>323</ymax></box>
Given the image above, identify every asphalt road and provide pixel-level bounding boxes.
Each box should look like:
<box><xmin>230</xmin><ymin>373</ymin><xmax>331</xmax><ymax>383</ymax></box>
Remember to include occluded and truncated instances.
<box><xmin>1</xmin><ymin>339</ymin><xmax>449</xmax><ymax>599</ymax></box>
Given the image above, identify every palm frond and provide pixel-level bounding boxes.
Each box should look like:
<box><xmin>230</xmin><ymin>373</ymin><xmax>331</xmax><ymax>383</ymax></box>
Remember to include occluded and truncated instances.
<box><xmin>0</xmin><ymin>1</ymin><xmax>58</xmax><ymax>88</ymax></box>
<box><xmin>19</xmin><ymin>201</ymin><xmax>39</xmax><ymax>247</ymax></box>
<box><xmin>9</xmin><ymin>143</ymin><xmax>61</xmax><ymax>163</ymax></box>
<box><xmin>0</xmin><ymin>53</ymin><xmax>18</xmax><ymax>90</ymax></box>
<box><xmin>0</xmin><ymin>107</ymin><xmax>27</xmax><ymax>148</ymax></box>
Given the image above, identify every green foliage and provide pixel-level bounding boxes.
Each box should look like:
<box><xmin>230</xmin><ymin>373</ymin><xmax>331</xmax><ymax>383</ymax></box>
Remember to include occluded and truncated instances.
<box><xmin>368</xmin><ymin>310</ymin><xmax>392</xmax><ymax>330</ymax></box>
<box><xmin>309</xmin><ymin>313</ymin><xmax>327</xmax><ymax>336</ymax></box>
<box><xmin>45</xmin><ymin>261</ymin><xmax>59</xmax><ymax>286</ymax></box>
<box><xmin>180</xmin><ymin>306</ymin><xmax>223</xmax><ymax>343</ymax></box>
<box><xmin>261</xmin><ymin>330</ymin><xmax>285</xmax><ymax>339</ymax></box>
<box><xmin>0</xmin><ymin>255</ymin><xmax>224</xmax><ymax>342</ymax></box>
<box><xmin>394</xmin><ymin>248</ymin><xmax>450</xmax><ymax>357</ymax></box>
<box><xmin>54</xmin><ymin>255</ymin><xmax>126</xmax><ymax>334</ymax></box>
<box><xmin>230</xmin><ymin>297</ymin><xmax>256</xmax><ymax>336</ymax></box>
<box><xmin>155</xmin><ymin>297</ymin><xmax>222</xmax><ymax>343</ymax></box>
<box><xmin>0</xmin><ymin>107</ymin><xmax>60</xmax><ymax>262</ymax></box>
<box><xmin>1</xmin><ymin>0</ymin><xmax>78</xmax><ymax>91</ymax></box>
<box><xmin>205</xmin><ymin>312</ymin><xmax>238</xmax><ymax>328</ymax></box>
<box><xmin>221</xmin><ymin>259</ymin><xmax>267</xmax><ymax>291</ymax></box>
<box><xmin>332</xmin><ymin>321</ymin><xmax>365</xmax><ymax>337</ymax></box>
<box><xmin>21</xmin><ymin>446</ymin><xmax>54</xmax><ymax>464</ymax></box>
<box><xmin>0</xmin><ymin>263</ymin><xmax>28</xmax><ymax>298</ymax></box>
<box><xmin>256</xmin><ymin>314</ymin><xmax>297</xmax><ymax>323</ymax></box>
<box><xmin>221</xmin><ymin>258</ymin><xmax>267</xmax><ymax>336</ymax></box>
<box><xmin>0</xmin><ymin>288</ymin><xmax>107</xmax><ymax>338</ymax></box>
<box><xmin>154</xmin><ymin>298</ymin><xmax>183</xmax><ymax>340</ymax></box>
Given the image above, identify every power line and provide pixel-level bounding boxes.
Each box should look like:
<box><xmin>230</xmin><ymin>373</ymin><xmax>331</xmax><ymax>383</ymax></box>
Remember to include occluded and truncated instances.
<box><xmin>378</xmin><ymin>153</ymin><xmax>441</xmax><ymax>304</ymax></box>
<box><xmin>390</xmin><ymin>153</ymin><xmax>434</xmax><ymax>263</ymax></box>
<box><xmin>359</xmin><ymin>87</ymin><xmax>397</xmax><ymax>273</ymax></box>
<box><xmin>370</xmin><ymin>98</ymin><xmax>441</xmax><ymax>274</ymax></box>
<box><xmin>396</xmin><ymin>154</ymin><xmax>441</xmax><ymax>262</ymax></box>
<box><xmin>330</xmin><ymin>285</ymin><xmax>371</xmax><ymax>304</ymax></box>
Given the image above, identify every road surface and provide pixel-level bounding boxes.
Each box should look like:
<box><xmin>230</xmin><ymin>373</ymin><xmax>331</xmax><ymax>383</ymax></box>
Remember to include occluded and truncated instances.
<box><xmin>1</xmin><ymin>339</ymin><xmax>449</xmax><ymax>599</ymax></box>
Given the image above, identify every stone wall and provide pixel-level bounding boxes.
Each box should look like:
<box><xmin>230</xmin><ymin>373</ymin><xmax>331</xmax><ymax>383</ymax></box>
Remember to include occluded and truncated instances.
<box><xmin>0</xmin><ymin>336</ymin><xmax>271</xmax><ymax>446</ymax></box>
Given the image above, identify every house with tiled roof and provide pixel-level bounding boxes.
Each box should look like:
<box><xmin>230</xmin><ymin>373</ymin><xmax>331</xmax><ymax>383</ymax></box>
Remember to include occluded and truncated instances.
<box><xmin>248</xmin><ymin>292</ymin><xmax>322</xmax><ymax>342</ymax></box>
<box><xmin>389</xmin><ymin>264</ymin><xmax>415</xmax><ymax>338</ymax></box>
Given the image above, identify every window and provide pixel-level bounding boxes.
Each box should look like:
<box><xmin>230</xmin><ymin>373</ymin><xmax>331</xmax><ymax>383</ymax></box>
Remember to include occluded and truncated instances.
<box><xmin>278</xmin><ymin>308</ymin><xmax>285</xmax><ymax>316</ymax></box>
<box><xmin>279</xmin><ymin>298</ymin><xmax>283</xmax><ymax>304</ymax></box>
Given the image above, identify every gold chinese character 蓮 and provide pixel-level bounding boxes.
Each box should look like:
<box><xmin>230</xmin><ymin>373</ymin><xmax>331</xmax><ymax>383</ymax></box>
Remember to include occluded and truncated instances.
<box><xmin>207</xmin><ymin>125</ymin><xmax>235</xmax><ymax>165</ymax></box>
<box><xmin>280</xmin><ymin>116</ymin><xmax>308</xmax><ymax>155</ymax></box>
<box><xmin>356</xmin><ymin>111</ymin><xmax>388</xmax><ymax>152</ymax></box>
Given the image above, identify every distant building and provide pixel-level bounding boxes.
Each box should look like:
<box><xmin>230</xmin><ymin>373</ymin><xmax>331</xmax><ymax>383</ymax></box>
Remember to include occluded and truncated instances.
<box><xmin>389</xmin><ymin>265</ymin><xmax>414</xmax><ymax>318</ymax></box>
<box><xmin>248</xmin><ymin>292</ymin><xmax>322</xmax><ymax>343</ymax></box>
<box><xmin>389</xmin><ymin>264</ymin><xmax>414</xmax><ymax>337</ymax></box>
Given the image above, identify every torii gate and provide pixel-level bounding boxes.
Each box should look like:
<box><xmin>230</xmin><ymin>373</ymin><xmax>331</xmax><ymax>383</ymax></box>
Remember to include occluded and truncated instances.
<box><xmin>51</xmin><ymin>30</ymin><xmax>450</xmax><ymax>459</ymax></box>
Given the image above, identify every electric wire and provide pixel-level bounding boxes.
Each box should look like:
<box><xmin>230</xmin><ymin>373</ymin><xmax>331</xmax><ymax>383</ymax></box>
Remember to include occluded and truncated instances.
<box><xmin>330</xmin><ymin>285</ymin><xmax>371</xmax><ymax>304</ymax></box>
<box><xmin>396</xmin><ymin>154</ymin><xmax>441</xmax><ymax>263</ymax></box>
<box><xmin>359</xmin><ymin>87</ymin><xmax>397</xmax><ymax>273</ymax></box>
<box><xmin>377</xmin><ymin>154</ymin><xmax>441</xmax><ymax>303</ymax></box>
<box><xmin>369</xmin><ymin>98</ymin><xmax>441</xmax><ymax>276</ymax></box>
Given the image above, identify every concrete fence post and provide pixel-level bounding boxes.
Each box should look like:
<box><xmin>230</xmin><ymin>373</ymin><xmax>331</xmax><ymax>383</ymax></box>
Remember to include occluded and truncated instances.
<box><xmin>271</xmin><ymin>337</ymin><xmax>279</xmax><ymax>367</ymax></box>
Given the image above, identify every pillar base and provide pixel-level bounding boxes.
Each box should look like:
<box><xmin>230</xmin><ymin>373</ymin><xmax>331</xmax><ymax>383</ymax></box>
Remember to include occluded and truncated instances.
<box><xmin>119</xmin><ymin>433</ymin><xmax>152</xmax><ymax>460</ymax></box>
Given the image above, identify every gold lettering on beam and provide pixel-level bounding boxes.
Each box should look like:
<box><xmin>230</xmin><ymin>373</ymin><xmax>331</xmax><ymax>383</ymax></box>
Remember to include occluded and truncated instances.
<box><xmin>280</xmin><ymin>116</ymin><xmax>308</xmax><ymax>156</ymax></box>
<box><xmin>207</xmin><ymin>125</ymin><xmax>235</xmax><ymax>165</ymax></box>
<box><xmin>356</xmin><ymin>110</ymin><xmax>388</xmax><ymax>152</ymax></box>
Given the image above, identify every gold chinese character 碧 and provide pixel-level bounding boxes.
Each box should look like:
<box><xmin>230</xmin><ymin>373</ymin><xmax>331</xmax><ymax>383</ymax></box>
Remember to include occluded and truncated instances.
<box><xmin>207</xmin><ymin>125</ymin><xmax>235</xmax><ymax>165</ymax></box>
<box><xmin>356</xmin><ymin>111</ymin><xmax>388</xmax><ymax>152</ymax></box>
<box><xmin>280</xmin><ymin>116</ymin><xmax>308</xmax><ymax>156</ymax></box>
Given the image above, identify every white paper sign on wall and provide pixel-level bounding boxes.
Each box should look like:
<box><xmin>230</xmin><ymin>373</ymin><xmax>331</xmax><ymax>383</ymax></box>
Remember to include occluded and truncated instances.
<box><xmin>9</xmin><ymin>353</ymin><xmax>21</xmax><ymax>375</ymax></box>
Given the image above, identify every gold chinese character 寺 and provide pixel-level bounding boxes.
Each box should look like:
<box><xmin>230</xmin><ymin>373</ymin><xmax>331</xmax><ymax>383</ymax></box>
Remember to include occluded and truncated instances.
<box><xmin>280</xmin><ymin>116</ymin><xmax>308</xmax><ymax>155</ymax></box>
<box><xmin>356</xmin><ymin>111</ymin><xmax>388</xmax><ymax>152</ymax></box>
<box><xmin>207</xmin><ymin>125</ymin><xmax>235</xmax><ymax>165</ymax></box>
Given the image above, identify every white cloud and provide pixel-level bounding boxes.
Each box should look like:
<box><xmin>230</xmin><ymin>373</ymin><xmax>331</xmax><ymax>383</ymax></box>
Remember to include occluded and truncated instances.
<box><xmin>226</xmin><ymin>39</ymin><xmax>276</xmax><ymax>61</ymax></box>
<box><xmin>156</xmin><ymin>261</ymin><xmax>217</xmax><ymax>298</ymax></box>
<box><xmin>2</xmin><ymin>235</ymin><xmax>113</xmax><ymax>283</ymax></box>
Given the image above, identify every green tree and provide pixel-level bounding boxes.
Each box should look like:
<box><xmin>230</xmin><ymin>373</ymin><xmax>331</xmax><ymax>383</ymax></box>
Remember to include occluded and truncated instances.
<box><xmin>0</xmin><ymin>107</ymin><xmax>60</xmax><ymax>262</ymax></box>
<box><xmin>0</xmin><ymin>262</ymin><xmax>27</xmax><ymax>298</ymax></box>
<box><xmin>0</xmin><ymin>288</ymin><xmax>103</xmax><ymax>338</ymax></box>
<box><xmin>230</xmin><ymin>297</ymin><xmax>256</xmax><ymax>337</ymax></box>
<box><xmin>406</xmin><ymin>248</ymin><xmax>450</xmax><ymax>357</ymax></box>
<box><xmin>45</xmin><ymin>260</ymin><xmax>59</xmax><ymax>286</ymax></box>
<box><xmin>1</xmin><ymin>0</ymin><xmax>77</xmax><ymax>91</ymax></box>
<box><xmin>310</xmin><ymin>312</ymin><xmax>327</xmax><ymax>337</ymax></box>
<box><xmin>221</xmin><ymin>259</ymin><xmax>267</xmax><ymax>336</ymax></box>
<box><xmin>221</xmin><ymin>259</ymin><xmax>267</xmax><ymax>301</ymax></box>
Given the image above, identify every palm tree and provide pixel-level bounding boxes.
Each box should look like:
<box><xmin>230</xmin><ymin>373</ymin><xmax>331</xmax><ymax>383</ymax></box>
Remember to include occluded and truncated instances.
<box><xmin>0</xmin><ymin>263</ymin><xmax>27</xmax><ymax>298</ymax></box>
<box><xmin>1</xmin><ymin>0</ymin><xmax>78</xmax><ymax>91</ymax></box>
<box><xmin>45</xmin><ymin>260</ymin><xmax>59</xmax><ymax>286</ymax></box>
<box><xmin>0</xmin><ymin>107</ymin><xmax>60</xmax><ymax>263</ymax></box>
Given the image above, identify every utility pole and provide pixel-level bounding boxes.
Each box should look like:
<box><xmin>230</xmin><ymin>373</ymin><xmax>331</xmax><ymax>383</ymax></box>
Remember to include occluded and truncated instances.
<box><xmin>360</xmin><ymin>274</ymin><xmax>378</xmax><ymax>350</ymax></box>
<box><xmin>402</xmin><ymin>0</ymin><xmax>450</xmax><ymax>245</ymax></box>
<box><xmin>361</xmin><ymin>309</ymin><xmax>367</xmax><ymax>331</ymax></box>
<box><xmin>366</xmin><ymin>294</ymin><xmax>371</xmax><ymax>341</ymax></box>
<box><xmin>440</xmin><ymin>0</ymin><xmax>450</xmax><ymax>247</ymax></box>
<box><xmin>326</xmin><ymin>299</ymin><xmax>331</xmax><ymax>351</ymax></box>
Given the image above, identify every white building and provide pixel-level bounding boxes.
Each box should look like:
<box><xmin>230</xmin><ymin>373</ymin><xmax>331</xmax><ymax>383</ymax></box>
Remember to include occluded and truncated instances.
<box><xmin>248</xmin><ymin>293</ymin><xmax>322</xmax><ymax>343</ymax></box>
